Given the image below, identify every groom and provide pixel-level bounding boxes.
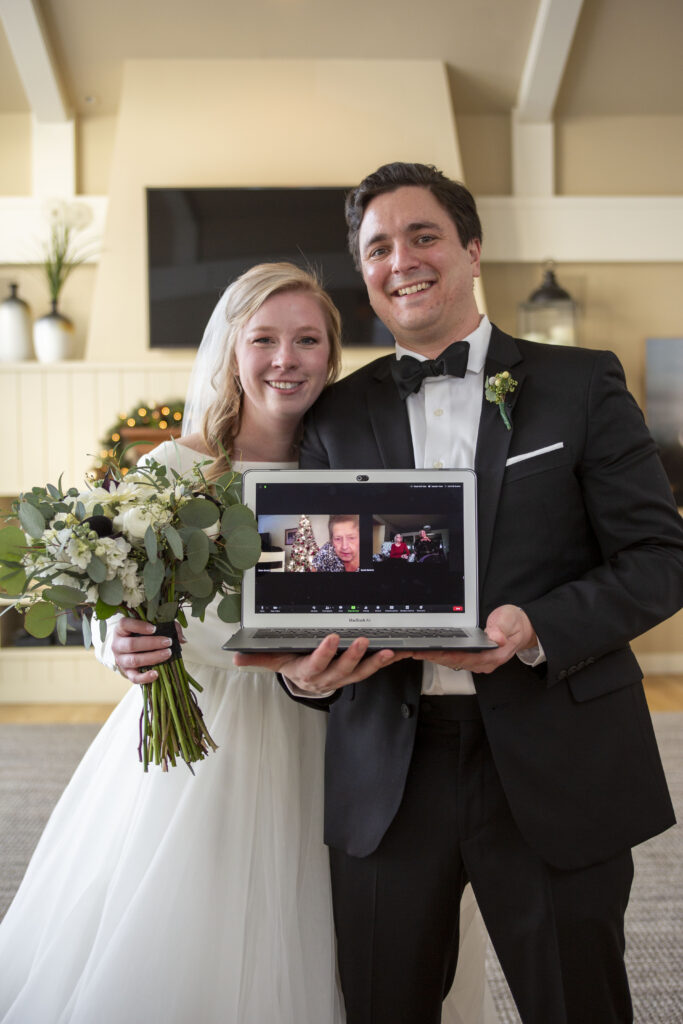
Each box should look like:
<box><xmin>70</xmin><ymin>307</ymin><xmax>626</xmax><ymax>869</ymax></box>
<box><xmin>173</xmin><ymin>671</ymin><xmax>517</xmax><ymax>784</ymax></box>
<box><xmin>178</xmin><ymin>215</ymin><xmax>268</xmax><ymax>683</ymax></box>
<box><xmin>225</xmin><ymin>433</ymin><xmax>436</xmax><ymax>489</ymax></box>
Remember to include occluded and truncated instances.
<box><xmin>235</xmin><ymin>162</ymin><xmax>683</xmax><ymax>1023</ymax></box>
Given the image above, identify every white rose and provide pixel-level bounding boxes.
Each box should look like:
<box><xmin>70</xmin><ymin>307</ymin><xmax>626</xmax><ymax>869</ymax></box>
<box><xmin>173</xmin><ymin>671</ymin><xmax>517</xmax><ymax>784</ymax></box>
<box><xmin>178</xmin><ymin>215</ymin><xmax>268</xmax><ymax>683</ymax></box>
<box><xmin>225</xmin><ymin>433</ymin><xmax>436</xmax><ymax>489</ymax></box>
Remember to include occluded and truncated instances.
<box><xmin>114</xmin><ymin>506</ymin><xmax>155</xmax><ymax>542</ymax></box>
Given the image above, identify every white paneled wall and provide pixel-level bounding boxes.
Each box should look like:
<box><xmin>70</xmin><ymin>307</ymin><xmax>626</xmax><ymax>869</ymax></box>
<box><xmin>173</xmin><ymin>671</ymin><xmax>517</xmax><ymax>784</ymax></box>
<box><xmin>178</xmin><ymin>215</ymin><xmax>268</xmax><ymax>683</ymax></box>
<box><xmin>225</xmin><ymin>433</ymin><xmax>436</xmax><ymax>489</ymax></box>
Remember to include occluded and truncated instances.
<box><xmin>1</xmin><ymin>361</ymin><xmax>193</xmax><ymax>494</ymax></box>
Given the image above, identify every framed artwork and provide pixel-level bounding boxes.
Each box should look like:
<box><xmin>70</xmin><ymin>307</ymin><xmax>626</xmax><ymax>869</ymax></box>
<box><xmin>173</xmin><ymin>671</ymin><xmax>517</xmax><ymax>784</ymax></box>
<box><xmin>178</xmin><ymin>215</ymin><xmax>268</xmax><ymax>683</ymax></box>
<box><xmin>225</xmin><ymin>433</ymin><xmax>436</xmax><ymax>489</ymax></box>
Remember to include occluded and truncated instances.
<box><xmin>646</xmin><ymin>337</ymin><xmax>683</xmax><ymax>505</ymax></box>
<box><xmin>284</xmin><ymin>528</ymin><xmax>298</xmax><ymax>546</ymax></box>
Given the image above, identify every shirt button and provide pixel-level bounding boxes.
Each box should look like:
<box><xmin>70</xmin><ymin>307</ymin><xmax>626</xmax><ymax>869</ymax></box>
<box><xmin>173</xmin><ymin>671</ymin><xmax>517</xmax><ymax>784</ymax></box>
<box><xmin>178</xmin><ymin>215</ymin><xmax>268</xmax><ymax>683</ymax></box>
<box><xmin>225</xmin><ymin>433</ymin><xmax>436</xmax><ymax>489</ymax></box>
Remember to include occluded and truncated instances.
<box><xmin>432</xmin><ymin>460</ymin><xmax>444</xmax><ymax>469</ymax></box>
<box><xmin>433</xmin><ymin>408</ymin><xmax>444</xmax><ymax>417</ymax></box>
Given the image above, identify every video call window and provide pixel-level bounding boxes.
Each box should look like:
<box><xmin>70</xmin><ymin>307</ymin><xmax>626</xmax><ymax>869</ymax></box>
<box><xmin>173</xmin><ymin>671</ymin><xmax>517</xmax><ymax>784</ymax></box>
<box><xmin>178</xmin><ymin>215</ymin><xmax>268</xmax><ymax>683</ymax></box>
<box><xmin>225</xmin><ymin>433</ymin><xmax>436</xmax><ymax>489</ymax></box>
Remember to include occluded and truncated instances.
<box><xmin>253</xmin><ymin>481</ymin><xmax>467</xmax><ymax>613</ymax></box>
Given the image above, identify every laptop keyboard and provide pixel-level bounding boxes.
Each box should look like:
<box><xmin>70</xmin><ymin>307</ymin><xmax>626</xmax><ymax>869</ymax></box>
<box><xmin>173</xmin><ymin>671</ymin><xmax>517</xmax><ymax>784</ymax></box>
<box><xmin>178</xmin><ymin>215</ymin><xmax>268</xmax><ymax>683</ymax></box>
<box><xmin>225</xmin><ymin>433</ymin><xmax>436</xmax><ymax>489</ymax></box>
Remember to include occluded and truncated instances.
<box><xmin>253</xmin><ymin>627</ymin><xmax>468</xmax><ymax>639</ymax></box>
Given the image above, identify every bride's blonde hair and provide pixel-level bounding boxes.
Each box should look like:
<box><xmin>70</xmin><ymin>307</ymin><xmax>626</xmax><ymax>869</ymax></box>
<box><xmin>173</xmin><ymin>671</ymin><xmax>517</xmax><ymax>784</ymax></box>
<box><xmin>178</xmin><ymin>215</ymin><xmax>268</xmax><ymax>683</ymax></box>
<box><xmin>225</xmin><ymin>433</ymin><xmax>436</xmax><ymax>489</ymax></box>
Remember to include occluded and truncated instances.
<box><xmin>185</xmin><ymin>263</ymin><xmax>342</xmax><ymax>480</ymax></box>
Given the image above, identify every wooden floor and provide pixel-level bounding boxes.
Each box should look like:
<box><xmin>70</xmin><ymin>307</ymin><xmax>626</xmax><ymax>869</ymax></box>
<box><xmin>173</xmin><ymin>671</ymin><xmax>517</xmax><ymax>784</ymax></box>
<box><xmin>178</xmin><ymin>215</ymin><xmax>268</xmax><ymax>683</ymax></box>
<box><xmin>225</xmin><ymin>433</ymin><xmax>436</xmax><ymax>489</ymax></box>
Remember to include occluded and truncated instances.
<box><xmin>1</xmin><ymin>676</ymin><xmax>682</xmax><ymax>723</ymax></box>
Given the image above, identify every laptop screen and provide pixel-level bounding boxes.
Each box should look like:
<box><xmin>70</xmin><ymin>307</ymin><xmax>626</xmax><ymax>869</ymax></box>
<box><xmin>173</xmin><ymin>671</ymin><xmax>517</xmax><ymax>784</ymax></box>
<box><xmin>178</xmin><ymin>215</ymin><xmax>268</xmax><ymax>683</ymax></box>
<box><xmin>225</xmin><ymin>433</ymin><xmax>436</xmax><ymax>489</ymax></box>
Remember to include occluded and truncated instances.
<box><xmin>252</xmin><ymin>477</ymin><xmax>467</xmax><ymax>616</ymax></box>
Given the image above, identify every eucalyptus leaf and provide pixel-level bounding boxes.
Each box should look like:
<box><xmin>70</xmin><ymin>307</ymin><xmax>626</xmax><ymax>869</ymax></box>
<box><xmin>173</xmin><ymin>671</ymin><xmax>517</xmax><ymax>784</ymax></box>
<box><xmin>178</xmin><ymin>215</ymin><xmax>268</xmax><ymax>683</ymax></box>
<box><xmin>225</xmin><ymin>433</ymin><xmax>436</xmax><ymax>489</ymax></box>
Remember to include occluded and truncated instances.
<box><xmin>99</xmin><ymin>617</ymin><xmax>108</xmax><ymax>641</ymax></box>
<box><xmin>144</xmin><ymin>524</ymin><xmax>158</xmax><ymax>562</ymax></box>
<box><xmin>18</xmin><ymin>501</ymin><xmax>45</xmax><ymax>540</ymax></box>
<box><xmin>44</xmin><ymin>584</ymin><xmax>87</xmax><ymax>609</ymax></box>
<box><xmin>226</xmin><ymin>525</ymin><xmax>262</xmax><ymax>571</ymax></box>
<box><xmin>156</xmin><ymin>601</ymin><xmax>178</xmax><ymax>622</ymax></box>
<box><xmin>146</xmin><ymin>592</ymin><xmax>160</xmax><ymax>622</ymax></box>
<box><xmin>99</xmin><ymin>578</ymin><xmax>123</xmax><ymax>606</ymax></box>
<box><xmin>186</xmin><ymin>529</ymin><xmax>209</xmax><ymax>573</ymax></box>
<box><xmin>0</xmin><ymin>526</ymin><xmax>27</xmax><ymax>562</ymax></box>
<box><xmin>163</xmin><ymin>524</ymin><xmax>183</xmax><ymax>560</ymax></box>
<box><xmin>217</xmin><ymin>593</ymin><xmax>241</xmax><ymax>623</ymax></box>
<box><xmin>86</xmin><ymin>554</ymin><xmax>107</xmax><ymax>583</ymax></box>
<box><xmin>176</xmin><ymin>565</ymin><xmax>213</xmax><ymax>598</ymax></box>
<box><xmin>143</xmin><ymin>558</ymin><xmax>165</xmax><ymax>600</ymax></box>
<box><xmin>0</xmin><ymin>564</ymin><xmax>27</xmax><ymax>595</ymax></box>
<box><xmin>75</xmin><ymin>500</ymin><xmax>86</xmax><ymax>520</ymax></box>
<box><xmin>190</xmin><ymin>593</ymin><xmax>213</xmax><ymax>620</ymax></box>
<box><xmin>178</xmin><ymin>498</ymin><xmax>219</xmax><ymax>529</ymax></box>
<box><xmin>25</xmin><ymin>601</ymin><xmax>56</xmax><ymax>638</ymax></box>
<box><xmin>46</xmin><ymin>482</ymin><xmax>60</xmax><ymax>500</ymax></box>
<box><xmin>213</xmin><ymin>470</ymin><xmax>240</xmax><ymax>491</ymax></box>
<box><xmin>81</xmin><ymin>612</ymin><xmax>92</xmax><ymax>649</ymax></box>
<box><xmin>95</xmin><ymin>597</ymin><xmax>119</xmax><ymax>620</ymax></box>
<box><xmin>221</xmin><ymin>504</ymin><xmax>256</xmax><ymax>536</ymax></box>
<box><xmin>55</xmin><ymin>612</ymin><xmax>68</xmax><ymax>645</ymax></box>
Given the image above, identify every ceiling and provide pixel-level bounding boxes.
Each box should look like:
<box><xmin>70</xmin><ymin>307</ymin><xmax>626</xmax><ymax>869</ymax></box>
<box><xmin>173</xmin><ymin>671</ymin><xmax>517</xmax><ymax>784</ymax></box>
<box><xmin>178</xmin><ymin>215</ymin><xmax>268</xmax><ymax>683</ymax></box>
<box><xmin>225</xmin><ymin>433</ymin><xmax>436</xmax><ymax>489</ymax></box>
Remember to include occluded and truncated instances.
<box><xmin>1</xmin><ymin>0</ymin><xmax>682</xmax><ymax>119</ymax></box>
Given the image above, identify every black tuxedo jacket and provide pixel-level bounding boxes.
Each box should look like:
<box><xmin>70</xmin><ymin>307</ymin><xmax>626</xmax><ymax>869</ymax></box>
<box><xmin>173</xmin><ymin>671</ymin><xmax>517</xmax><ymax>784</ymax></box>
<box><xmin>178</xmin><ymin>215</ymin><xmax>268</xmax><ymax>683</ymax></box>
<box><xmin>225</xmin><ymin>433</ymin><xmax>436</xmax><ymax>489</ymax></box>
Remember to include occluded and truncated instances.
<box><xmin>298</xmin><ymin>325</ymin><xmax>681</xmax><ymax>869</ymax></box>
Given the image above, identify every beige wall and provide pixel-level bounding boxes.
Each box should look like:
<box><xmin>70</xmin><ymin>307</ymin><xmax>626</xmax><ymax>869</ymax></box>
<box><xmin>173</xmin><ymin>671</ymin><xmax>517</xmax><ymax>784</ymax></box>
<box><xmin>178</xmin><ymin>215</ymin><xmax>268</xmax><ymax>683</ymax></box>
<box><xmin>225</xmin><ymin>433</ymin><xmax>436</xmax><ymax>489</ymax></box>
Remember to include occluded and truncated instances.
<box><xmin>86</xmin><ymin>58</ymin><xmax>465</xmax><ymax>362</ymax></box>
<box><xmin>77</xmin><ymin>115</ymin><xmax>118</xmax><ymax>195</ymax></box>
<box><xmin>556</xmin><ymin>115</ymin><xmax>683</xmax><ymax>196</ymax></box>
<box><xmin>0</xmin><ymin>113</ymin><xmax>31</xmax><ymax>195</ymax></box>
<box><xmin>482</xmin><ymin>262</ymin><xmax>683</xmax><ymax>410</ymax></box>
<box><xmin>456</xmin><ymin>113</ymin><xmax>683</xmax><ymax>198</ymax></box>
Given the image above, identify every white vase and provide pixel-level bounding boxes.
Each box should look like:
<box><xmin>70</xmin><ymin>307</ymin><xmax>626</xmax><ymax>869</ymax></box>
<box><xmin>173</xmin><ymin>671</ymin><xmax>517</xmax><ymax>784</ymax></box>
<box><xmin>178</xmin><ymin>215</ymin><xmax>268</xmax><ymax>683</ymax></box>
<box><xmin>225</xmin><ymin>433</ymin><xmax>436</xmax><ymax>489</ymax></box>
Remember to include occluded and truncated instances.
<box><xmin>33</xmin><ymin>300</ymin><xmax>75</xmax><ymax>363</ymax></box>
<box><xmin>0</xmin><ymin>282</ymin><xmax>34</xmax><ymax>361</ymax></box>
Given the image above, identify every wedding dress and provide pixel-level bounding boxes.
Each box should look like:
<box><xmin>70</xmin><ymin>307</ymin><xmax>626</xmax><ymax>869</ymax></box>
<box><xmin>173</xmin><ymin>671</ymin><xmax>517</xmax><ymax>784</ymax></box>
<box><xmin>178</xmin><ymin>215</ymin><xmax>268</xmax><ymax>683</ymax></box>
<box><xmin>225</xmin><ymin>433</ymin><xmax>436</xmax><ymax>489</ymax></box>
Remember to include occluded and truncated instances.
<box><xmin>0</xmin><ymin>443</ymin><xmax>497</xmax><ymax>1024</ymax></box>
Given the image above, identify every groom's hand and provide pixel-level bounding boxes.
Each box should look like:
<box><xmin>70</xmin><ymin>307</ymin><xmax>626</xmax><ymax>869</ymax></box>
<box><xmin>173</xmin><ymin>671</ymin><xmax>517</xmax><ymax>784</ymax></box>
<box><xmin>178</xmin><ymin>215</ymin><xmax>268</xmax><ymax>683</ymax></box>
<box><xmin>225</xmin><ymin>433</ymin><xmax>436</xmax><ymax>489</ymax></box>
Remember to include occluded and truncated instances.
<box><xmin>233</xmin><ymin>634</ymin><xmax>409</xmax><ymax>694</ymax></box>
<box><xmin>410</xmin><ymin>604</ymin><xmax>537</xmax><ymax>674</ymax></box>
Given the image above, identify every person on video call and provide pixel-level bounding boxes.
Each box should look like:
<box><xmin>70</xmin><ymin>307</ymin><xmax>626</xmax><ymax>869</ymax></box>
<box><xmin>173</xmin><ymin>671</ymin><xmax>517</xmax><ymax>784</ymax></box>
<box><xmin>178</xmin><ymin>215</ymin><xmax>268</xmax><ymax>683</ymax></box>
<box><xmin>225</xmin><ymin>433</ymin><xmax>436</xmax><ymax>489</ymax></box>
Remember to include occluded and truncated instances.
<box><xmin>311</xmin><ymin>514</ymin><xmax>360</xmax><ymax>572</ymax></box>
<box><xmin>235</xmin><ymin>162</ymin><xmax>683</xmax><ymax>1024</ymax></box>
<box><xmin>389</xmin><ymin>533</ymin><xmax>410</xmax><ymax>559</ymax></box>
<box><xmin>414</xmin><ymin>527</ymin><xmax>438</xmax><ymax>561</ymax></box>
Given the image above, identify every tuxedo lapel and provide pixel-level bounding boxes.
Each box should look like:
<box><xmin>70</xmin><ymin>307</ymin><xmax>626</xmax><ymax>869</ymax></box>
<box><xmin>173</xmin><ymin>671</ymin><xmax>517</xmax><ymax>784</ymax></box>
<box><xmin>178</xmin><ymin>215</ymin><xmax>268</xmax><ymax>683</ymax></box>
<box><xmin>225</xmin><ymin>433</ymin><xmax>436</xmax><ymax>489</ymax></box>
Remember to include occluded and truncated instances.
<box><xmin>366</xmin><ymin>359</ymin><xmax>415</xmax><ymax>469</ymax></box>
<box><xmin>475</xmin><ymin>327</ymin><xmax>525</xmax><ymax>587</ymax></box>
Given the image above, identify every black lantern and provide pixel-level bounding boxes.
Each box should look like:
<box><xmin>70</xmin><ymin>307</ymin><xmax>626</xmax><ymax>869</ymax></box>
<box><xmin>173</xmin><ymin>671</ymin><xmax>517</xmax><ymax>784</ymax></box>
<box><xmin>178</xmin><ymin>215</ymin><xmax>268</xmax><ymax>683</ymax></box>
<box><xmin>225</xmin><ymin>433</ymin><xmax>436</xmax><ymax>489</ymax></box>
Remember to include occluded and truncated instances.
<box><xmin>518</xmin><ymin>263</ymin><xmax>578</xmax><ymax>346</ymax></box>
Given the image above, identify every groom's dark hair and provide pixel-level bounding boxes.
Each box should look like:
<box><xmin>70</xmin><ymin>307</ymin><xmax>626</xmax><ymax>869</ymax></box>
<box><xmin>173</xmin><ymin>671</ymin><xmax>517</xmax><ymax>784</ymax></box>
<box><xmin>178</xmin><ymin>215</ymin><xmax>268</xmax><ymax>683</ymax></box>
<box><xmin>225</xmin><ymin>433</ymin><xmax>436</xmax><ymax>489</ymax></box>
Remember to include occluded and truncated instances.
<box><xmin>345</xmin><ymin>162</ymin><xmax>482</xmax><ymax>270</ymax></box>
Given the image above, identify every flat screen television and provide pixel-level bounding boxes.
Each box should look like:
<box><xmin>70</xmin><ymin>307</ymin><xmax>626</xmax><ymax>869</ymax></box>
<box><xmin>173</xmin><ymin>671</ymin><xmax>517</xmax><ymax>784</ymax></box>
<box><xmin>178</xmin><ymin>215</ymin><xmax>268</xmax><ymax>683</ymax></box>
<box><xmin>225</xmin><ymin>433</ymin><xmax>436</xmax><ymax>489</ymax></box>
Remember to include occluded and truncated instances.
<box><xmin>146</xmin><ymin>187</ymin><xmax>394</xmax><ymax>350</ymax></box>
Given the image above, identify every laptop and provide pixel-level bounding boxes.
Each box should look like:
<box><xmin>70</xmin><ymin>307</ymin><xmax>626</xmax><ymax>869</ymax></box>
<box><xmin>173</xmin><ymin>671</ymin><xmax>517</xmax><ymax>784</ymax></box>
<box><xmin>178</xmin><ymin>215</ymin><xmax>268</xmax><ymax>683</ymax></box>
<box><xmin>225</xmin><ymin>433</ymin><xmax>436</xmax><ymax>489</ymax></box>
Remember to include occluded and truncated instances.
<box><xmin>223</xmin><ymin>468</ymin><xmax>496</xmax><ymax>653</ymax></box>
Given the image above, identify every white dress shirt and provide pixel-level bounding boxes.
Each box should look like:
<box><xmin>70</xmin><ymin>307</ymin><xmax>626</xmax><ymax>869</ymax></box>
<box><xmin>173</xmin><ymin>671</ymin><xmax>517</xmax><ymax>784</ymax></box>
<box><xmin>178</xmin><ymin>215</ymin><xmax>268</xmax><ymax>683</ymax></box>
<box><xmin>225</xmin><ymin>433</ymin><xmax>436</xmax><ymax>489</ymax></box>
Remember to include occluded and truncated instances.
<box><xmin>396</xmin><ymin>316</ymin><xmax>491</xmax><ymax>695</ymax></box>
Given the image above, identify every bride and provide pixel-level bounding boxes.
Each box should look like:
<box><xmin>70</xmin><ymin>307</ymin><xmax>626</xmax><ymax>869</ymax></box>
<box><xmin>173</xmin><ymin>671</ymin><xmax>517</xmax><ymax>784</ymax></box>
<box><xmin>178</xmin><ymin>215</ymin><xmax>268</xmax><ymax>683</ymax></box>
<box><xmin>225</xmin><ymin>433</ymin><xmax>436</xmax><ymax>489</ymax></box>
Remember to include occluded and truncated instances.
<box><xmin>0</xmin><ymin>262</ymin><xmax>495</xmax><ymax>1024</ymax></box>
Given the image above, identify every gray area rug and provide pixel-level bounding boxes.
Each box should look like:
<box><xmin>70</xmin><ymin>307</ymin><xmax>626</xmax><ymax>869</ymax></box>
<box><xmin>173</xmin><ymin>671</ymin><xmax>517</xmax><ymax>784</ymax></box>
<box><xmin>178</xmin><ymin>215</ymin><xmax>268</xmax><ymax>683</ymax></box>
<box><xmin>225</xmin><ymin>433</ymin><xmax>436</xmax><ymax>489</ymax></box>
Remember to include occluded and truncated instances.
<box><xmin>1</xmin><ymin>715</ymin><xmax>681</xmax><ymax>1022</ymax></box>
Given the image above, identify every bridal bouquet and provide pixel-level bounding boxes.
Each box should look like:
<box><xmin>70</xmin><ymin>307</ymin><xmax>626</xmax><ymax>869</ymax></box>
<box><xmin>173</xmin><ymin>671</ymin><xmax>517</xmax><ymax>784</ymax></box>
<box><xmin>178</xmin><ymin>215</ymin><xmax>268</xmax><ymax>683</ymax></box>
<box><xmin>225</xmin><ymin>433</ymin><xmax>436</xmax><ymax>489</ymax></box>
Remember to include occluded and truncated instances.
<box><xmin>0</xmin><ymin>454</ymin><xmax>261</xmax><ymax>771</ymax></box>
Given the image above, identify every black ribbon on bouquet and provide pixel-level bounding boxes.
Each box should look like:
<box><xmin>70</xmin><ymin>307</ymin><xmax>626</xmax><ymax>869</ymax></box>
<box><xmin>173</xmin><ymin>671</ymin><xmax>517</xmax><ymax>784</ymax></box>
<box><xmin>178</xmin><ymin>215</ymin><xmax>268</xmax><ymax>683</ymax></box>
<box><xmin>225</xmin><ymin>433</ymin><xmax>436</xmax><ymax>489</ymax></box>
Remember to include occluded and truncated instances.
<box><xmin>150</xmin><ymin>620</ymin><xmax>182</xmax><ymax>661</ymax></box>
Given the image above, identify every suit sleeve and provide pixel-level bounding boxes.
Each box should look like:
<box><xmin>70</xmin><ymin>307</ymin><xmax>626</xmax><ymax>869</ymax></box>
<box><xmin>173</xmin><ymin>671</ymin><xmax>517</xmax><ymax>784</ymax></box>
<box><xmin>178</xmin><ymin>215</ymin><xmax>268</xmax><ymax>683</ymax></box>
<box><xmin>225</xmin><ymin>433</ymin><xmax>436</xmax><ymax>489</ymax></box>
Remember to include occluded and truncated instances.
<box><xmin>299</xmin><ymin>404</ymin><xmax>333</xmax><ymax>469</ymax></box>
<box><xmin>520</xmin><ymin>350</ymin><xmax>683</xmax><ymax>683</ymax></box>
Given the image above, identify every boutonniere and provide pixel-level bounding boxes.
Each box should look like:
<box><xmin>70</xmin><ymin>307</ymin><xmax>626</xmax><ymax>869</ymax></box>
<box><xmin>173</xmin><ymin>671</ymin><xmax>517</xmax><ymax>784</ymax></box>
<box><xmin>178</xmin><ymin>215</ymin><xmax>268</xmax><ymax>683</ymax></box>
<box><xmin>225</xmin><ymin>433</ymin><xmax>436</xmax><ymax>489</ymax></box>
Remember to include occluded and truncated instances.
<box><xmin>485</xmin><ymin>371</ymin><xmax>518</xmax><ymax>430</ymax></box>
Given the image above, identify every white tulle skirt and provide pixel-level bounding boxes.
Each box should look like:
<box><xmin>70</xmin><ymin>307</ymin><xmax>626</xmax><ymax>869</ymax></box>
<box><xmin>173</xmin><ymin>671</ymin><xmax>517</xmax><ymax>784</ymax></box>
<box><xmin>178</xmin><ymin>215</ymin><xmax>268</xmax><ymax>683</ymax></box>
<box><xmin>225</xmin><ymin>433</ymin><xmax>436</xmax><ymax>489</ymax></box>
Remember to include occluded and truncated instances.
<box><xmin>0</xmin><ymin>662</ymin><xmax>345</xmax><ymax>1024</ymax></box>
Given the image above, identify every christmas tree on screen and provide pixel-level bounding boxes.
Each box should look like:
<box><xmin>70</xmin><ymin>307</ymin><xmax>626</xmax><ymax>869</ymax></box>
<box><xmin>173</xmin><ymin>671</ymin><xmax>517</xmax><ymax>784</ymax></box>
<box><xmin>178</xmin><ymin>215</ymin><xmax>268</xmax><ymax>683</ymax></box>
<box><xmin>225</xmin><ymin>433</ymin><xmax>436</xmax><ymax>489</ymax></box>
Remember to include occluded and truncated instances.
<box><xmin>288</xmin><ymin>514</ymin><xmax>319</xmax><ymax>572</ymax></box>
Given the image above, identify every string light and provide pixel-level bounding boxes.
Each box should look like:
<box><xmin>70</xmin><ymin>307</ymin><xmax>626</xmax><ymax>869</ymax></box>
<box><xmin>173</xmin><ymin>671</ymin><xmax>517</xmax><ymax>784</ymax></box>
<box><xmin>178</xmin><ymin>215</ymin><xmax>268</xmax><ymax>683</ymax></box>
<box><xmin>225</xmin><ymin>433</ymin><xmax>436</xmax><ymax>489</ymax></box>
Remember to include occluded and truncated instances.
<box><xmin>95</xmin><ymin>399</ymin><xmax>185</xmax><ymax>478</ymax></box>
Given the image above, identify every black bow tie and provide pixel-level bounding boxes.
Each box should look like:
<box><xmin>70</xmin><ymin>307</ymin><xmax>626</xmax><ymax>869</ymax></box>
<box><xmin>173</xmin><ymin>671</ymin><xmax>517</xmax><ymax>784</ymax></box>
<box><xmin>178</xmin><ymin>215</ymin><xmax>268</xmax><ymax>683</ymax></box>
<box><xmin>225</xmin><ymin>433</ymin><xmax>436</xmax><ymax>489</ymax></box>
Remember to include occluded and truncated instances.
<box><xmin>390</xmin><ymin>340</ymin><xmax>471</xmax><ymax>400</ymax></box>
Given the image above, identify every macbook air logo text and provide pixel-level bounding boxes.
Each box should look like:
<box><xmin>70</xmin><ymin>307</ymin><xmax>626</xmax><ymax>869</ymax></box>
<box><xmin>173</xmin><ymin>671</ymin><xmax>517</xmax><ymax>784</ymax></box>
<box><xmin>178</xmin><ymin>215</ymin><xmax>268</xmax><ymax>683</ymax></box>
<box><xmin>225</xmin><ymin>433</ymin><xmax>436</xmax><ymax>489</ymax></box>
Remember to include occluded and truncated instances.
<box><xmin>348</xmin><ymin>617</ymin><xmax>371</xmax><ymax>623</ymax></box>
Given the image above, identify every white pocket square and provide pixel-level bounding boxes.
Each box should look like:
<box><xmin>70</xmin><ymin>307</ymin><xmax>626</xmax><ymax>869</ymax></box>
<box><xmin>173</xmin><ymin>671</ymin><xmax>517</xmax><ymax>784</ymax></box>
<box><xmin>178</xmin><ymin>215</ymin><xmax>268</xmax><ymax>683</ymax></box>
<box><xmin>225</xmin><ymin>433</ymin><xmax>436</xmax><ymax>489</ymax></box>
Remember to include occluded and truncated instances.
<box><xmin>506</xmin><ymin>442</ymin><xmax>564</xmax><ymax>467</ymax></box>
